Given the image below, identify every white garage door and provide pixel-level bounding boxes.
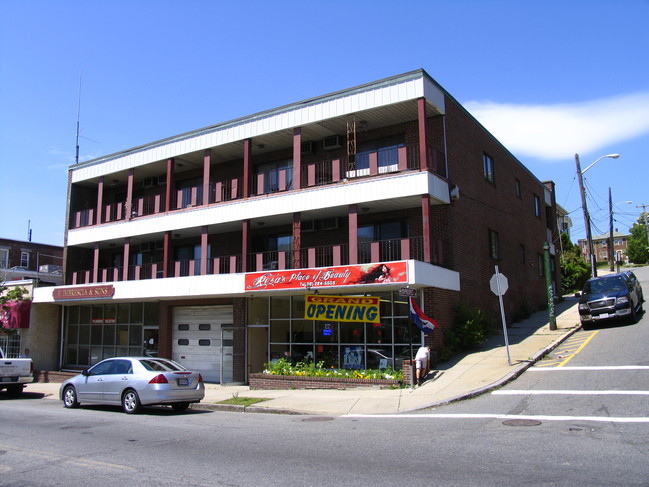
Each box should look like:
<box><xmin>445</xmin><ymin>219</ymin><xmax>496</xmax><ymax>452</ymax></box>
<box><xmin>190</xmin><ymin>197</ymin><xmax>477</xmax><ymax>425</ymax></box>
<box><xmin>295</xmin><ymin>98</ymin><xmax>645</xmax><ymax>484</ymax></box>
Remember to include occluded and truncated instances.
<box><xmin>172</xmin><ymin>305</ymin><xmax>233</xmax><ymax>383</ymax></box>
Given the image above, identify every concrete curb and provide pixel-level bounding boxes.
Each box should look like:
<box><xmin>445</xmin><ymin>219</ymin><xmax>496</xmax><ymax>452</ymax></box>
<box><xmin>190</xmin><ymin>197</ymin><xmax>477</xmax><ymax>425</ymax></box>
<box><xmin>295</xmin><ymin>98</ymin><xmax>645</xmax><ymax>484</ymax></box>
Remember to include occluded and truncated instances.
<box><xmin>404</xmin><ymin>325</ymin><xmax>582</xmax><ymax>412</ymax></box>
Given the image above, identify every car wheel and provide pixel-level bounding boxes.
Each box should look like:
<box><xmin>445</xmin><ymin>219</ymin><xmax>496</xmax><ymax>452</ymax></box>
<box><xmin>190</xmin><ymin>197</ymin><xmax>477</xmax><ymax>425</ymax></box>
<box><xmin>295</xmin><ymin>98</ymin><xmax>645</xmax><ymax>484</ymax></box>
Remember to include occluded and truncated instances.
<box><xmin>630</xmin><ymin>304</ymin><xmax>638</xmax><ymax>324</ymax></box>
<box><xmin>63</xmin><ymin>386</ymin><xmax>79</xmax><ymax>408</ymax></box>
<box><xmin>171</xmin><ymin>402</ymin><xmax>190</xmax><ymax>412</ymax></box>
<box><xmin>581</xmin><ymin>321</ymin><xmax>591</xmax><ymax>331</ymax></box>
<box><xmin>122</xmin><ymin>389</ymin><xmax>142</xmax><ymax>414</ymax></box>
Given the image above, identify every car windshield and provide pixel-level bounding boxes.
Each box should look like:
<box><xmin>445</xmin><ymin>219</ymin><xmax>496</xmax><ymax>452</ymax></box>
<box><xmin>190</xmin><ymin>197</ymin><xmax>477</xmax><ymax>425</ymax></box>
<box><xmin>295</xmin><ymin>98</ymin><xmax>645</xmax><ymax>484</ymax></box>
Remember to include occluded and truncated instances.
<box><xmin>139</xmin><ymin>358</ymin><xmax>186</xmax><ymax>372</ymax></box>
<box><xmin>584</xmin><ymin>276</ymin><xmax>626</xmax><ymax>294</ymax></box>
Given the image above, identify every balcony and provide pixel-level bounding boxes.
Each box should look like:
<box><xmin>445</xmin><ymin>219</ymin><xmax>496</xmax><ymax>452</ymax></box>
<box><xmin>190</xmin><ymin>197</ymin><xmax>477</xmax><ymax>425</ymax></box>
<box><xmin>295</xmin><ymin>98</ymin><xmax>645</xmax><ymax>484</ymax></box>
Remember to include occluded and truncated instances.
<box><xmin>67</xmin><ymin>236</ymin><xmax>439</xmax><ymax>285</ymax></box>
<box><xmin>69</xmin><ymin>143</ymin><xmax>445</xmax><ymax>230</ymax></box>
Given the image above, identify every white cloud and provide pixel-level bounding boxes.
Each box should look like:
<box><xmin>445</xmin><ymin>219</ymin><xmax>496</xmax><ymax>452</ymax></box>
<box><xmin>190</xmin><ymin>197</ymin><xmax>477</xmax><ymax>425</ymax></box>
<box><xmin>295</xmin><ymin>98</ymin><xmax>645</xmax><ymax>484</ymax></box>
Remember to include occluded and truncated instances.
<box><xmin>463</xmin><ymin>92</ymin><xmax>649</xmax><ymax>160</ymax></box>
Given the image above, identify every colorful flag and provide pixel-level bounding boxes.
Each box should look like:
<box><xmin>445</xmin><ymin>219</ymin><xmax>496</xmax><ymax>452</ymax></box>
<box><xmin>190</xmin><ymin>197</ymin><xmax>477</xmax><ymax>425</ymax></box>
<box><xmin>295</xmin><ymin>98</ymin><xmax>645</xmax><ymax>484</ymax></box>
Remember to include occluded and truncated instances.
<box><xmin>409</xmin><ymin>297</ymin><xmax>437</xmax><ymax>334</ymax></box>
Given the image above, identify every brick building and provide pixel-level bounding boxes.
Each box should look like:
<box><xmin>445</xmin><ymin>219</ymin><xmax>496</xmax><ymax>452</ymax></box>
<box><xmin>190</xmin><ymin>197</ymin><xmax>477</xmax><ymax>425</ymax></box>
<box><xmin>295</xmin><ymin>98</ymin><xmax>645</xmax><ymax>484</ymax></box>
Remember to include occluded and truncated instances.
<box><xmin>578</xmin><ymin>231</ymin><xmax>630</xmax><ymax>265</ymax></box>
<box><xmin>33</xmin><ymin>69</ymin><xmax>560</xmax><ymax>381</ymax></box>
<box><xmin>1</xmin><ymin>238</ymin><xmax>63</xmax><ymax>370</ymax></box>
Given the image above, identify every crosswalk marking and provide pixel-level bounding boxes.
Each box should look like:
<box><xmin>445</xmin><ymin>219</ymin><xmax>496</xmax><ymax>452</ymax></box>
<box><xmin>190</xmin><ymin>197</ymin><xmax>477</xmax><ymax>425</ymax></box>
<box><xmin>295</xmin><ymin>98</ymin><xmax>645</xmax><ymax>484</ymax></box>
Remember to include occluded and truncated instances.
<box><xmin>343</xmin><ymin>413</ymin><xmax>649</xmax><ymax>423</ymax></box>
<box><xmin>493</xmin><ymin>389</ymin><xmax>649</xmax><ymax>395</ymax></box>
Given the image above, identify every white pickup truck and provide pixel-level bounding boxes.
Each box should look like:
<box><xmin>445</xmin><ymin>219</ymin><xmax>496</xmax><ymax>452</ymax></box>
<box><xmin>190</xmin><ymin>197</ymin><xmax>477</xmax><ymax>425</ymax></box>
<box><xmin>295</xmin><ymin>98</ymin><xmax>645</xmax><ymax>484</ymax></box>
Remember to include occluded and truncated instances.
<box><xmin>0</xmin><ymin>347</ymin><xmax>33</xmax><ymax>396</ymax></box>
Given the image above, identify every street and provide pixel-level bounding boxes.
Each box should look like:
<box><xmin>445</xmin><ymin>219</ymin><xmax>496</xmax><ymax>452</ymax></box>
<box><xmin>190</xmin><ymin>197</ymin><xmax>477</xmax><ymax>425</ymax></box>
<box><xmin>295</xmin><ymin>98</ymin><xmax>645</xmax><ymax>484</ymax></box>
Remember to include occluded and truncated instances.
<box><xmin>1</xmin><ymin>268</ymin><xmax>648</xmax><ymax>486</ymax></box>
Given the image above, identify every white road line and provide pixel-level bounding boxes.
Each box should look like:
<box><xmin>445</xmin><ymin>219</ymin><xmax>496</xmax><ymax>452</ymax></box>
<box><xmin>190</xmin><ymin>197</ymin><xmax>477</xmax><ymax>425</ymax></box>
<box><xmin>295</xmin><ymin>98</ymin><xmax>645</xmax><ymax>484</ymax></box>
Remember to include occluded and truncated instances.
<box><xmin>342</xmin><ymin>413</ymin><xmax>649</xmax><ymax>423</ymax></box>
<box><xmin>530</xmin><ymin>366</ymin><xmax>649</xmax><ymax>371</ymax></box>
<box><xmin>492</xmin><ymin>390</ymin><xmax>649</xmax><ymax>395</ymax></box>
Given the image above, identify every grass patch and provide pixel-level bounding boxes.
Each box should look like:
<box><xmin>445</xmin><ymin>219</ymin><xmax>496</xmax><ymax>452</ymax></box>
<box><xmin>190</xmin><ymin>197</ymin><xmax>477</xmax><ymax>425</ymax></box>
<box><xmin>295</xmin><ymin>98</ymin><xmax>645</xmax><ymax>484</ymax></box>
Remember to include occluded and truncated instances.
<box><xmin>217</xmin><ymin>394</ymin><xmax>269</xmax><ymax>407</ymax></box>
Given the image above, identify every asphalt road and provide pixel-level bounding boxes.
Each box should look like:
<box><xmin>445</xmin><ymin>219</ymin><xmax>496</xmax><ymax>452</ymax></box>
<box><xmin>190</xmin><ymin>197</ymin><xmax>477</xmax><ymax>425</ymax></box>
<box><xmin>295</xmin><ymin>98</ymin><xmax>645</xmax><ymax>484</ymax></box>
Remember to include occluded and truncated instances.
<box><xmin>1</xmin><ymin>267</ymin><xmax>647</xmax><ymax>487</ymax></box>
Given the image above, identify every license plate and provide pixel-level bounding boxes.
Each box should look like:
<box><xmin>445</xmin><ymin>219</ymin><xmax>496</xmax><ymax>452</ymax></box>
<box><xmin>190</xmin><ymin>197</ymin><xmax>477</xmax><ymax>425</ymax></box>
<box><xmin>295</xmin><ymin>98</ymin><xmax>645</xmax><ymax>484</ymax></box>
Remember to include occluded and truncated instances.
<box><xmin>177</xmin><ymin>378</ymin><xmax>189</xmax><ymax>386</ymax></box>
<box><xmin>596</xmin><ymin>313</ymin><xmax>610</xmax><ymax>320</ymax></box>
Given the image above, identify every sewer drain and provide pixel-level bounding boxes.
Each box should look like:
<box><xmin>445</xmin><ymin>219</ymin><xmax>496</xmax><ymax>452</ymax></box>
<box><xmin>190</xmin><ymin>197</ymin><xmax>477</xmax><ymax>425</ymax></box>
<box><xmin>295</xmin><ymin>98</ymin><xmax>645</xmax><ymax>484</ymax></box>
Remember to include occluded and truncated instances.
<box><xmin>502</xmin><ymin>419</ymin><xmax>542</xmax><ymax>427</ymax></box>
<box><xmin>302</xmin><ymin>416</ymin><xmax>334</xmax><ymax>422</ymax></box>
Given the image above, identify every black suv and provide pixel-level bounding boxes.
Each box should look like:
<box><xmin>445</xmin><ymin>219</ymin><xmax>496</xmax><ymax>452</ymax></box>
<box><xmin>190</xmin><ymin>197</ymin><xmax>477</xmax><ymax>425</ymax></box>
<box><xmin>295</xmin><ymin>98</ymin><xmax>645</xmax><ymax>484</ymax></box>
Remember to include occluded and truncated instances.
<box><xmin>578</xmin><ymin>272</ymin><xmax>644</xmax><ymax>329</ymax></box>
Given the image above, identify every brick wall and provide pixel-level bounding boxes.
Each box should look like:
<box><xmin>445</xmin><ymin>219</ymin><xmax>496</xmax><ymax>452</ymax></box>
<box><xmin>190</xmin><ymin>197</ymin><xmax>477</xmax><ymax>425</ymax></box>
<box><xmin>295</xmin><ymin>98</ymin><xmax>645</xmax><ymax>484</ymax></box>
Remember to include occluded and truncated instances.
<box><xmin>249</xmin><ymin>373</ymin><xmax>401</xmax><ymax>390</ymax></box>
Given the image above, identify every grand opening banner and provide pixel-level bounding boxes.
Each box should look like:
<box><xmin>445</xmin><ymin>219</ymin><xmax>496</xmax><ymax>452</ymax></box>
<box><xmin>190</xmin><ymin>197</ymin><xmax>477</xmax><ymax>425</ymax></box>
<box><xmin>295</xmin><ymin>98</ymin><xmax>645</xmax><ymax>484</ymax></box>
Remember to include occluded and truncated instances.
<box><xmin>304</xmin><ymin>295</ymin><xmax>380</xmax><ymax>323</ymax></box>
<box><xmin>245</xmin><ymin>261</ymin><xmax>407</xmax><ymax>291</ymax></box>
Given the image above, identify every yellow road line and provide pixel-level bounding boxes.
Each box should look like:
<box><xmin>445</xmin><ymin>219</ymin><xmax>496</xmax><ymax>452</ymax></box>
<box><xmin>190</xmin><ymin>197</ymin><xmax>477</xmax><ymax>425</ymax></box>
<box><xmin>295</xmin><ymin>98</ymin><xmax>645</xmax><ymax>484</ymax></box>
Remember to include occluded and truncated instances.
<box><xmin>557</xmin><ymin>330</ymin><xmax>599</xmax><ymax>367</ymax></box>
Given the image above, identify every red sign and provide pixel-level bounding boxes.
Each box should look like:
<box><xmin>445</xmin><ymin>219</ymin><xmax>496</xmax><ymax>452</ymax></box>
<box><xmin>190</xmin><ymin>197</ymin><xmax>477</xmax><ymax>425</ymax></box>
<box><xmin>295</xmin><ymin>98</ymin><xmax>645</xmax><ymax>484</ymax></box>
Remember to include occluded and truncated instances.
<box><xmin>245</xmin><ymin>261</ymin><xmax>407</xmax><ymax>292</ymax></box>
<box><xmin>53</xmin><ymin>285</ymin><xmax>115</xmax><ymax>300</ymax></box>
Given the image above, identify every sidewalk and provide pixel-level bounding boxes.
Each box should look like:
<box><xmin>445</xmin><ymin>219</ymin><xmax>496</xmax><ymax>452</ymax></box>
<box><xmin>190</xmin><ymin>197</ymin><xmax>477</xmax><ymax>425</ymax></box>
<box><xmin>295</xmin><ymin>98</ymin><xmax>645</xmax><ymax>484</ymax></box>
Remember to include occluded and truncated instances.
<box><xmin>24</xmin><ymin>297</ymin><xmax>582</xmax><ymax>416</ymax></box>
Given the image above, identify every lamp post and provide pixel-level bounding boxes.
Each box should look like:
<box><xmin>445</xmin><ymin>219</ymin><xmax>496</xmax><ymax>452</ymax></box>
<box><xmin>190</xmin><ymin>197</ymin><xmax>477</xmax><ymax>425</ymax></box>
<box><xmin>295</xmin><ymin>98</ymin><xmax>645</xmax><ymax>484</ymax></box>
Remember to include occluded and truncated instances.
<box><xmin>575</xmin><ymin>153</ymin><xmax>620</xmax><ymax>278</ymax></box>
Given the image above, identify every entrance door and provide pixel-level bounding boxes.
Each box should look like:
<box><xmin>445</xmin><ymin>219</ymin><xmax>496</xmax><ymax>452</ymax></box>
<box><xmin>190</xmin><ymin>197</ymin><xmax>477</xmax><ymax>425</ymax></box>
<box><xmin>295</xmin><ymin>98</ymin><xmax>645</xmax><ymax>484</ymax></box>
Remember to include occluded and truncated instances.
<box><xmin>172</xmin><ymin>306</ymin><xmax>233</xmax><ymax>383</ymax></box>
<box><xmin>247</xmin><ymin>326</ymin><xmax>269</xmax><ymax>376</ymax></box>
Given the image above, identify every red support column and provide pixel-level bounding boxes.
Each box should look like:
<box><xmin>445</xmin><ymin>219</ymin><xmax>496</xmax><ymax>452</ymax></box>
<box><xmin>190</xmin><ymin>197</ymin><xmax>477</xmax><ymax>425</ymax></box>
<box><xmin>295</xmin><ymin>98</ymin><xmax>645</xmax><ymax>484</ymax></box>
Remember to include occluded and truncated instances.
<box><xmin>165</xmin><ymin>158</ymin><xmax>175</xmax><ymax>211</ymax></box>
<box><xmin>421</xmin><ymin>195</ymin><xmax>432</xmax><ymax>262</ymax></box>
<box><xmin>203</xmin><ymin>149</ymin><xmax>211</xmax><ymax>206</ymax></box>
<box><xmin>126</xmin><ymin>169</ymin><xmax>134</xmax><ymax>219</ymax></box>
<box><xmin>418</xmin><ymin>97</ymin><xmax>428</xmax><ymax>171</ymax></box>
<box><xmin>348</xmin><ymin>204</ymin><xmax>358</xmax><ymax>265</ymax></box>
<box><xmin>123</xmin><ymin>238</ymin><xmax>130</xmax><ymax>281</ymax></box>
<box><xmin>243</xmin><ymin>139</ymin><xmax>251</xmax><ymax>199</ymax></box>
<box><xmin>293</xmin><ymin>127</ymin><xmax>301</xmax><ymax>190</ymax></box>
<box><xmin>163</xmin><ymin>231</ymin><xmax>170</xmax><ymax>277</ymax></box>
<box><xmin>241</xmin><ymin>220</ymin><xmax>249</xmax><ymax>273</ymax></box>
<box><xmin>201</xmin><ymin>226</ymin><xmax>208</xmax><ymax>275</ymax></box>
<box><xmin>93</xmin><ymin>243</ymin><xmax>100</xmax><ymax>283</ymax></box>
<box><xmin>96</xmin><ymin>176</ymin><xmax>104</xmax><ymax>225</ymax></box>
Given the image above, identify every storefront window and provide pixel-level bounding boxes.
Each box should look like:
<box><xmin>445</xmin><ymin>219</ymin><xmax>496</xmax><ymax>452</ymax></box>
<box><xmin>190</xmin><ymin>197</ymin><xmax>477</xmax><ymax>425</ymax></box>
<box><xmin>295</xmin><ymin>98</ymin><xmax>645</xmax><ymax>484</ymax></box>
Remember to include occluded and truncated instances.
<box><xmin>266</xmin><ymin>292</ymin><xmax>416</xmax><ymax>370</ymax></box>
<box><xmin>63</xmin><ymin>302</ymin><xmax>158</xmax><ymax>367</ymax></box>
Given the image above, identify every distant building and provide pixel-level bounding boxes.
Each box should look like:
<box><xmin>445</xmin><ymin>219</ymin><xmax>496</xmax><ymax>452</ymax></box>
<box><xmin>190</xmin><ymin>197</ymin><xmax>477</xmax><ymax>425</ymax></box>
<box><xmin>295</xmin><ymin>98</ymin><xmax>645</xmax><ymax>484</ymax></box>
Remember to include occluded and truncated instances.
<box><xmin>556</xmin><ymin>204</ymin><xmax>572</xmax><ymax>238</ymax></box>
<box><xmin>0</xmin><ymin>238</ymin><xmax>63</xmax><ymax>370</ymax></box>
<box><xmin>578</xmin><ymin>231</ymin><xmax>630</xmax><ymax>265</ymax></box>
<box><xmin>34</xmin><ymin>69</ymin><xmax>561</xmax><ymax>380</ymax></box>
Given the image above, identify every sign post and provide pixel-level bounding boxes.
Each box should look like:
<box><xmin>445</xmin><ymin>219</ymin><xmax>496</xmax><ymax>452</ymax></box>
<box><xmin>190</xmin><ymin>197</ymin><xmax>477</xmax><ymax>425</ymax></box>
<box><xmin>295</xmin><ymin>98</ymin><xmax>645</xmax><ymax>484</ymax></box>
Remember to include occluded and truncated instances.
<box><xmin>490</xmin><ymin>266</ymin><xmax>512</xmax><ymax>366</ymax></box>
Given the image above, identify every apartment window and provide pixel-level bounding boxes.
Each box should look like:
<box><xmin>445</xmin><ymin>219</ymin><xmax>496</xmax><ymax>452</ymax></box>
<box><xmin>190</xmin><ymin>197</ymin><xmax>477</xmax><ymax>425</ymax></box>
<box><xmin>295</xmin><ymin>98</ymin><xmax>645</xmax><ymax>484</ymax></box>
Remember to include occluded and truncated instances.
<box><xmin>488</xmin><ymin>230</ymin><xmax>500</xmax><ymax>260</ymax></box>
<box><xmin>515</xmin><ymin>178</ymin><xmax>521</xmax><ymax>198</ymax></box>
<box><xmin>533</xmin><ymin>194</ymin><xmax>541</xmax><ymax>217</ymax></box>
<box><xmin>255</xmin><ymin>159</ymin><xmax>293</xmax><ymax>194</ymax></box>
<box><xmin>519</xmin><ymin>244</ymin><xmax>526</xmax><ymax>265</ymax></box>
<box><xmin>483</xmin><ymin>154</ymin><xmax>495</xmax><ymax>183</ymax></box>
<box><xmin>538</xmin><ymin>254</ymin><xmax>544</xmax><ymax>276</ymax></box>
<box><xmin>20</xmin><ymin>251</ymin><xmax>30</xmax><ymax>268</ymax></box>
<box><xmin>0</xmin><ymin>248</ymin><xmax>8</xmax><ymax>268</ymax></box>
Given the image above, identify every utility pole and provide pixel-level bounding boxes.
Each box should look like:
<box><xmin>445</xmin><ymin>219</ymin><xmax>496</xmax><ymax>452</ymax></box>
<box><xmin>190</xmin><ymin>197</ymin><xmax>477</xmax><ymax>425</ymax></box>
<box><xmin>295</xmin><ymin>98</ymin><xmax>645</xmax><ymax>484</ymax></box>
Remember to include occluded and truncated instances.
<box><xmin>575</xmin><ymin>154</ymin><xmax>597</xmax><ymax>277</ymax></box>
<box><xmin>609</xmin><ymin>188</ymin><xmax>615</xmax><ymax>272</ymax></box>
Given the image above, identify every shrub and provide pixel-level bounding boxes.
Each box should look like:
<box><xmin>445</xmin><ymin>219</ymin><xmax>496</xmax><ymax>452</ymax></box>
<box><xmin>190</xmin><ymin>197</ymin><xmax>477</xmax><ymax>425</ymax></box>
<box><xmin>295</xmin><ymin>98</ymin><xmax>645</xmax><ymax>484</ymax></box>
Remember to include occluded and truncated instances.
<box><xmin>443</xmin><ymin>301</ymin><xmax>493</xmax><ymax>355</ymax></box>
<box><xmin>263</xmin><ymin>358</ymin><xmax>404</xmax><ymax>381</ymax></box>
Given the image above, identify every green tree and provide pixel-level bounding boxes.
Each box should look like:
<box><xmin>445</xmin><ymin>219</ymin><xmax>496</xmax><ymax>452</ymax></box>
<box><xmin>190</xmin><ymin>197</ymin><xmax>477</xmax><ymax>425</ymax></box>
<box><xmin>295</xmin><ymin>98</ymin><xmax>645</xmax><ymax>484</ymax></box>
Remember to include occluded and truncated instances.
<box><xmin>559</xmin><ymin>233</ymin><xmax>590</xmax><ymax>293</ymax></box>
<box><xmin>627</xmin><ymin>213</ymin><xmax>649</xmax><ymax>264</ymax></box>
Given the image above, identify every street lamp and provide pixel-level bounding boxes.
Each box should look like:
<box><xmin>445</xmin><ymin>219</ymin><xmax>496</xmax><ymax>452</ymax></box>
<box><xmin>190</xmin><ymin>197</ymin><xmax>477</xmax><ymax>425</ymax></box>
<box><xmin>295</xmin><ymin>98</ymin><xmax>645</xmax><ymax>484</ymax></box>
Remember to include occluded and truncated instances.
<box><xmin>575</xmin><ymin>153</ymin><xmax>620</xmax><ymax>278</ymax></box>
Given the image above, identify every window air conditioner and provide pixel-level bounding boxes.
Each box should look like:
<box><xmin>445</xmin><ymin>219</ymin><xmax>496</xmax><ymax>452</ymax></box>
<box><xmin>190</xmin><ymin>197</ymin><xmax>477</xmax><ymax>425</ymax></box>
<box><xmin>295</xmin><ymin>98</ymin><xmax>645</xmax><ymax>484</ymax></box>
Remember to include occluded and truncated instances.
<box><xmin>323</xmin><ymin>135</ymin><xmax>342</xmax><ymax>150</ymax></box>
<box><xmin>301</xmin><ymin>141</ymin><xmax>315</xmax><ymax>154</ymax></box>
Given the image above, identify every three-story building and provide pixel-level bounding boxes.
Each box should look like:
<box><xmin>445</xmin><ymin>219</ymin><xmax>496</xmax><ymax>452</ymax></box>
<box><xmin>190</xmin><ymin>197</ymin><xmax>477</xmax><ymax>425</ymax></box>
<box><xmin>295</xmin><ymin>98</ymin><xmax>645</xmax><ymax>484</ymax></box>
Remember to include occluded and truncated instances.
<box><xmin>34</xmin><ymin>69</ymin><xmax>560</xmax><ymax>382</ymax></box>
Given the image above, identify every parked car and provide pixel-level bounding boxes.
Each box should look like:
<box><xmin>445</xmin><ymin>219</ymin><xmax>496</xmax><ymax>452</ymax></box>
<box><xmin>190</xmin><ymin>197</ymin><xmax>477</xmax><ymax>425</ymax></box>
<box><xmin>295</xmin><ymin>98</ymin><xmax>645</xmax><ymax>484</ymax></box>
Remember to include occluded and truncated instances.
<box><xmin>578</xmin><ymin>272</ymin><xmax>644</xmax><ymax>329</ymax></box>
<box><xmin>623</xmin><ymin>270</ymin><xmax>644</xmax><ymax>303</ymax></box>
<box><xmin>60</xmin><ymin>357</ymin><xmax>205</xmax><ymax>414</ymax></box>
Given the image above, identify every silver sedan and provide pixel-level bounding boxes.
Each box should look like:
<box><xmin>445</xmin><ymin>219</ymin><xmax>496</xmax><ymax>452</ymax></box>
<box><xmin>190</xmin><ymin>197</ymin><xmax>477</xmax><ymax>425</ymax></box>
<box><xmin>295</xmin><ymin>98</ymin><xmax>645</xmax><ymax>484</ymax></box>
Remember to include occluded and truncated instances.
<box><xmin>60</xmin><ymin>357</ymin><xmax>205</xmax><ymax>414</ymax></box>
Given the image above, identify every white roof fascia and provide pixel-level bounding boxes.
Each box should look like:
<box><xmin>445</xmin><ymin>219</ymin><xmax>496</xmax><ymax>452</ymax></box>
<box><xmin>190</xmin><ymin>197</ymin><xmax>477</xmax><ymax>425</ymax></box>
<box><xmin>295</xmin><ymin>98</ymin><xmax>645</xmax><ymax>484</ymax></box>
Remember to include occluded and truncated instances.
<box><xmin>71</xmin><ymin>71</ymin><xmax>445</xmax><ymax>183</ymax></box>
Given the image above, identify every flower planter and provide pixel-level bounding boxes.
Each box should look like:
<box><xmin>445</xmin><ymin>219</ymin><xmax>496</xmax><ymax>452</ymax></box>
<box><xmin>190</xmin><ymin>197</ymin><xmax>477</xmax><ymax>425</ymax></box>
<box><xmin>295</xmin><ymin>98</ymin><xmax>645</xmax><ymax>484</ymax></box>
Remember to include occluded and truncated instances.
<box><xmin>249</xmin><ymin>373</ymin><xmax>401</xmax><ymax>390</ymax></box>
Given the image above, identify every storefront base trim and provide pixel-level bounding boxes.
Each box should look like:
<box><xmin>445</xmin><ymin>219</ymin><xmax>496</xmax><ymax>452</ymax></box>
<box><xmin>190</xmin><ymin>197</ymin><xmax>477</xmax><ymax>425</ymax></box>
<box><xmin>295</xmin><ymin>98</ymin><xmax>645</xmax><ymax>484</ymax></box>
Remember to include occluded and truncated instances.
<box><xmin>249</xmin><ymin>373</ymin><xmax>401</xmax><ymax>390</ymax></box>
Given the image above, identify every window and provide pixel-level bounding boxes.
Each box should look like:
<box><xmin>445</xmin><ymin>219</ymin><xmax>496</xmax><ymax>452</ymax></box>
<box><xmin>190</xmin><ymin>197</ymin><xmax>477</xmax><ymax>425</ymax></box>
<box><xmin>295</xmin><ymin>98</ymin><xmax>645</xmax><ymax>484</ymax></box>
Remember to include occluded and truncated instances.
<box><xmin>0</xmin><ymin>248</ymin><xmax>8</xmax><ymax>268</ymax></box>
<box><xmin>20</xmin><ymin>251</ymin><xmax>29</xmax><ymax>268</ymax></box>
<box><xmin>489</xmin><ymin>230</ymin><xmax>500</xmax><ymax>259</ymax></box>
<box><xmin>483</xmin><ymin>154</ymin><xmax>495</xmax><ymax>183</ymax></box>
<box><xmin>255</xmin><ymin>159</ymin><xmax>293</xmax><ymax>194</ymax></box>
<box><xmin>519</xmin><ymin>244</ymin><xmax>526</xmax><ymax>265</ymax></box>
<box><xmin>538</xmin><ymin>254</ymin><xmax>544</xmax><ymax>276</ymax></box>
<box><xmin>533</xmin><ymin>194</ymin><xmax>541</xmax><ymax>217</ymax></box>
<box><xmin>515</xmin><ymin>178</ymin><xmax>521</xmax><ymax>198</ymax></box>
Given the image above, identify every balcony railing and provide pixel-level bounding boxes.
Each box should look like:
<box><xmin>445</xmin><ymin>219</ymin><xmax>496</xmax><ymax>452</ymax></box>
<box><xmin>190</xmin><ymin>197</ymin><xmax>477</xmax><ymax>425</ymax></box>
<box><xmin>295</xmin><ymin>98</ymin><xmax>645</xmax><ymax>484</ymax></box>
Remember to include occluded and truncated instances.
<box><xmin>68</xmin><ymin>143</ymin><xmax>444</xmax><ymax>230</ymax></box>
<box><xmin>67</xmin><ymin>237</ymin><xmax>429</xmax><ymax>285</ymax></box>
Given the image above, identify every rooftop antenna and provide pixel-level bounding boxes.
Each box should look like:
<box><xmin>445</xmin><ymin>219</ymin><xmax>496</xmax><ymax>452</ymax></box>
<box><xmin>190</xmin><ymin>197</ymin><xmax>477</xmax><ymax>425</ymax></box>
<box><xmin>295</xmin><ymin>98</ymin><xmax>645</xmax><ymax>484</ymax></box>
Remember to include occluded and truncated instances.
<box><xmin>27</xmin><ymin>220</ymin><xmax>32</xmax><ymax>242</ymax></box>
<box><xmin>75</xmin><ymin>70</ymin><xmax>82</xmax><ymax>164</ymax></box>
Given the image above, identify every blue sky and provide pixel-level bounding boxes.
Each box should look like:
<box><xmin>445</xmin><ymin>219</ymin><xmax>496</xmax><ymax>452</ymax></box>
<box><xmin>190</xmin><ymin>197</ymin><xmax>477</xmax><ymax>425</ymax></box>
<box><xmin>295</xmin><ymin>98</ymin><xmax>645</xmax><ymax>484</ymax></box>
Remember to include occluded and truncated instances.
<box><xmin>1</xmin><ymin>0</ymin><xmax>648</xmax><ymax>247</ymax></box>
